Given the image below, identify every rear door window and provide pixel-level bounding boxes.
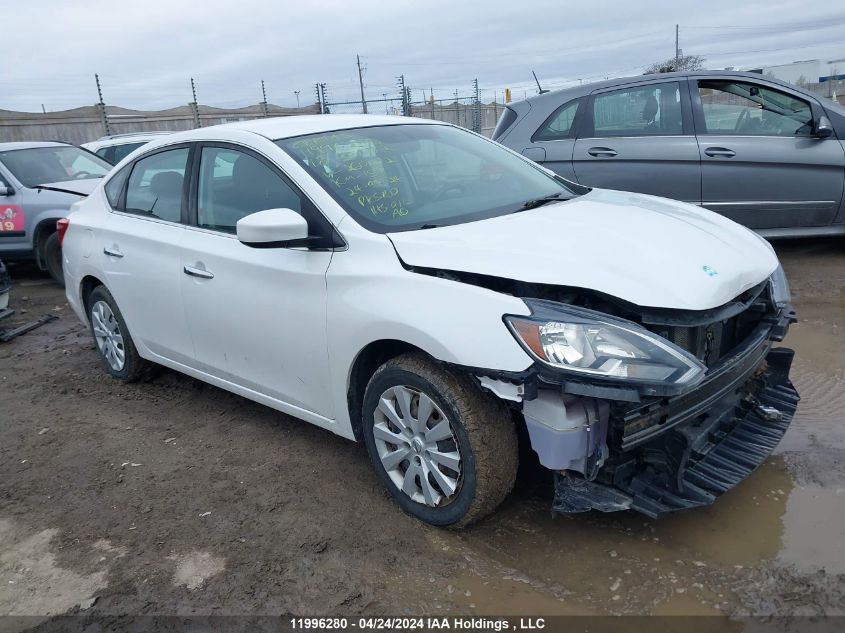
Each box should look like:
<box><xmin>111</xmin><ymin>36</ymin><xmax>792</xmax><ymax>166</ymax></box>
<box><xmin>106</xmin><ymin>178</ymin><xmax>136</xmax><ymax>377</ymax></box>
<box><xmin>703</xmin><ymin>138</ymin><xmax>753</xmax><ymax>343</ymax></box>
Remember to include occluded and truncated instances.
<box><xmin>533</xmin><ymin>99</ymin><xmax>581</xmax><ymax>141</ymax></box>
<box><xmin>124</xmin><ymin>148</ymin><xmax>189</xmax><ymax>223</ymax></box>
<box><xmin>592</xmin><ymin>82</ymin><xmax>683</xmax><ymax>137</ymax></box>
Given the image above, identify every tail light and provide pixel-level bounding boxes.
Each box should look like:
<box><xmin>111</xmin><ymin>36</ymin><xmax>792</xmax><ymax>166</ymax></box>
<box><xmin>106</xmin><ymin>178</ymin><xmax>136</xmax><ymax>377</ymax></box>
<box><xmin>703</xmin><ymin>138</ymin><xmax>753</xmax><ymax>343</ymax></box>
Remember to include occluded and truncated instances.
<box><xmin>56</xmin><ymin>218</ymin><xmax>70</xmax><ymax>247</ymax></box>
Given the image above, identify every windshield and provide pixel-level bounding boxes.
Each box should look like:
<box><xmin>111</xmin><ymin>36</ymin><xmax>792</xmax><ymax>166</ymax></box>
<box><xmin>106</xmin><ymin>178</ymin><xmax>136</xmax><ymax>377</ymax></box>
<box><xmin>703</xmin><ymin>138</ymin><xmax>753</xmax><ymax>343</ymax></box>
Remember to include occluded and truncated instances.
<box><xmin>277</xmin><ymin>124</ymin><xmax>578</xmax><ymax>232</ymax></box>
<box><xmin>0</xmin><ymin>146</ymin><xmax>111</xmax><ymax>188</ymax></box>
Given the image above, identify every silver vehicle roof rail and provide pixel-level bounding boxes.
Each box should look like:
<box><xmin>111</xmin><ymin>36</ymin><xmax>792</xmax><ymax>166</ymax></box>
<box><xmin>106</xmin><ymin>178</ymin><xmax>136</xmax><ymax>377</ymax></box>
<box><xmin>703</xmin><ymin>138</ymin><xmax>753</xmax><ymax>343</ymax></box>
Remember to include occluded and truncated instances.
<box><xmin>94</xmin><ymin>131</ymin><xmax>173</xmax><ymax>141</ymax></box>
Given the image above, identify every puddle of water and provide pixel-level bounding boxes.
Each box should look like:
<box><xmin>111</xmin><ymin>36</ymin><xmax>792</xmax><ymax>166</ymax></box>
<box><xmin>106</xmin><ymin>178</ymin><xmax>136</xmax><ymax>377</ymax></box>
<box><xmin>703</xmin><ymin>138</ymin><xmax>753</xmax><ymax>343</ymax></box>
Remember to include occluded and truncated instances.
<box><xmin>646</xmin><ymin>459</ymin><xmax>791</xmax><ymax>566</ymax></box>
<box><xmin>459</xmin><ymin>461</ymin><xmax>793</xmax><ymax>584</ymax></box>
<box><xmin>780</xmin><ymin>483</ymin><xmax>845</xmax><ymax>574</ymax></box>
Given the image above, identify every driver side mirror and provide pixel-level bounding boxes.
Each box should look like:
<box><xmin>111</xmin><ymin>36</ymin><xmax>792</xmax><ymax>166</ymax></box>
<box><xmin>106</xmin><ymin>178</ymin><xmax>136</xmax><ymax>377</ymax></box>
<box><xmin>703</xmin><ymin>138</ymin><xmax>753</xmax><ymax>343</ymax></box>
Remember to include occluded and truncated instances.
<box><xmin>815</xmin><ymin>115</ymin><xmax>834</xmax><ymax>139</ymax></box>
<box><xmin>0</xmin><ymin>184</ymin><xmax>12</xmax><ymax>196</ymax></box>
<box><xmin>236</xmin><ymin>208</ymin><xmax>312</xmax><ymax>248</ymax></box>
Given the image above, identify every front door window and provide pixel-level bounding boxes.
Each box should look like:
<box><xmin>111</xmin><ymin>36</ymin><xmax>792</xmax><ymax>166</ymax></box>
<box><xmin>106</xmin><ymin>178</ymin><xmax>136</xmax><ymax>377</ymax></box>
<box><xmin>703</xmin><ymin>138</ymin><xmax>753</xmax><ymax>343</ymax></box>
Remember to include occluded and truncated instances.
<box><xmin>697</xmin><ymin>81</ymin><xmax>813</xmax><ymax>137</ymax></box>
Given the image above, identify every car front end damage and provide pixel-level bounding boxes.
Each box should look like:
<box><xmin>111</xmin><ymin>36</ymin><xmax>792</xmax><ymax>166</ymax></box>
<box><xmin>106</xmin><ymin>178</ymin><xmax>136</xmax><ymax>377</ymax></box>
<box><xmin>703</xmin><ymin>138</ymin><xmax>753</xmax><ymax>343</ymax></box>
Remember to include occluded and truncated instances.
<box><xmin>477</xmin><ymin>269</ymin><xmax>799</xmax><ymax>518</ymax></box>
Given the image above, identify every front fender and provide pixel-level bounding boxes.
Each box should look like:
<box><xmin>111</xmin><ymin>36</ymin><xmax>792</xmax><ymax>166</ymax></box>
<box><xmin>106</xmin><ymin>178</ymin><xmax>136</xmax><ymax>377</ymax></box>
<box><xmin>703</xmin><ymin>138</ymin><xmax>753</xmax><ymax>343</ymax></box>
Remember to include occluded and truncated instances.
<box><xmin>326</xmin><ymin>233</ymin><xmax>533</xmax><ymax>433</ymax></box>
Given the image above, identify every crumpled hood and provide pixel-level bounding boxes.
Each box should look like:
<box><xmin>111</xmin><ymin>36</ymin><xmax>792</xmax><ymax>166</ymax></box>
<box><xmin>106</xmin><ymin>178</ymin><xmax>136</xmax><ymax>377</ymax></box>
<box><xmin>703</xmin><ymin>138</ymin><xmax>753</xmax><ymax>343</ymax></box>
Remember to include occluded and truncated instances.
<box><xmin>36</xmin><ymin>178</ymin><xmax>101</xmax><ymax>197</ymax></box>
<box><xmin>388</xmin><ymin>188</ymin><xmax>778</xmax><ymax>311</ymax></box>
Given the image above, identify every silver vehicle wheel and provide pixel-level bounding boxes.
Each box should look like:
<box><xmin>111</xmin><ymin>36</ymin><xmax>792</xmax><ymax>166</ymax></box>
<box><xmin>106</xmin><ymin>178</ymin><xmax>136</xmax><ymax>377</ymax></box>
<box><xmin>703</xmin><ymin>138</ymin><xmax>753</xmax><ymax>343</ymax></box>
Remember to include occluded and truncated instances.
<box><xmin>373</xmin><ymin>385</ymin><xmax>463</xmax><ymax>508</ymax></box>
<box><xmin>91</xmin><ymin>300</ymin><xmax>126</xmax><ymax>371</ymax></box>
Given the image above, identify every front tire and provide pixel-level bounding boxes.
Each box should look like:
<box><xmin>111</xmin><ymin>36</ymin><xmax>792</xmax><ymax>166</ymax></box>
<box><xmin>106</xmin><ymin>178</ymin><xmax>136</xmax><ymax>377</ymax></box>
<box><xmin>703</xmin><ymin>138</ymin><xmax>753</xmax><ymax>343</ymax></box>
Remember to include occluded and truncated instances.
<box><xmin>43</xmin><ymin>232</ymin><xmax>64</xmax><ymax>287</ymax></box>
<box><xmin>87</xmin><ymin>286</ymin><xmax>156</xmax><ymax>382</ymax></box>
<box><xmin>362</xmin><ymin>353</ymin><xmax>518</xmax><ymax>528</ymax></box>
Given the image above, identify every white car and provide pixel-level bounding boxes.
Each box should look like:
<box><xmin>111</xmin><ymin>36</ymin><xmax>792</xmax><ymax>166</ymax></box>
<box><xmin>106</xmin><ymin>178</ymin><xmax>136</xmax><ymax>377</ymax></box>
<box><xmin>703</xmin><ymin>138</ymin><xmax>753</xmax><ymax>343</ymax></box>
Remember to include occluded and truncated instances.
<box><xmin>82</xmin><ymin>131</ymin><xmax>173</xmax><ymax>165</ymax></box>
<box><xmin>61</xmin><ymin>115</ymin><xmax>799</xmax><ymax>527</ymax></box>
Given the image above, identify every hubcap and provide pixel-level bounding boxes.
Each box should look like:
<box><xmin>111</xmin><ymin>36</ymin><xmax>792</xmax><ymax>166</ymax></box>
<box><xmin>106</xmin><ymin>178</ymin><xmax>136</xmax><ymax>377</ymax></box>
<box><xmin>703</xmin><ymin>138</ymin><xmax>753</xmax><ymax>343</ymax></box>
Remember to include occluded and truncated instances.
<box><xmin>373</xmin><ymin>385</ymin><xmax>462</xmax><ymax>508</ymax></box>
<box><xmin>91</xmin><ymin>300</ymin><xmax>126</xmax><ymax>371</ymax></box>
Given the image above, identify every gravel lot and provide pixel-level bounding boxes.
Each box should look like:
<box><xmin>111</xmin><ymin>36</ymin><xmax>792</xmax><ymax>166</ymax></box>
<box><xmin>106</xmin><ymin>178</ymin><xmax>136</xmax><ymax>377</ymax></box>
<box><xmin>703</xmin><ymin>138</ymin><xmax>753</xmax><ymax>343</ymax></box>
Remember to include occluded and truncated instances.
<box><xmin>1</xmin><ymin>238</ymin><xmax>843</xmax><ymax>628</ymax></box>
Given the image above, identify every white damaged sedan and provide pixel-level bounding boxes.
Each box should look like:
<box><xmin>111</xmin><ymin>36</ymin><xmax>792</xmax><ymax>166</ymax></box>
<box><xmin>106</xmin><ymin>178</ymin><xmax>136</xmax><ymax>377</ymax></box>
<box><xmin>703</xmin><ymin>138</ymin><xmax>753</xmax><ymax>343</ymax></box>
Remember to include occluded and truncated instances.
<box><xmin>61</xmin><ymin>115</ymin><xmax>798</xmax><ymax>526</ymax></box>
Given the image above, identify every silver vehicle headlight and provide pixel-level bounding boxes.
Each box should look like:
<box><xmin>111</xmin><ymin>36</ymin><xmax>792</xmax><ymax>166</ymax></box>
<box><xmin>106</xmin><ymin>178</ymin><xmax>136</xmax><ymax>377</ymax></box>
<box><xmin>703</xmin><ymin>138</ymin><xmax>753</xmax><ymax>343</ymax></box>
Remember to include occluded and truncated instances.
<box><xmin>505</xmin><ymin>301</ymin><xmax>706</xmax><ymax>389</ymax></box>
<box><xmin>770</xmin><ymin>264</ymin><xmax>791</xmax><ymax>307</ymax></box>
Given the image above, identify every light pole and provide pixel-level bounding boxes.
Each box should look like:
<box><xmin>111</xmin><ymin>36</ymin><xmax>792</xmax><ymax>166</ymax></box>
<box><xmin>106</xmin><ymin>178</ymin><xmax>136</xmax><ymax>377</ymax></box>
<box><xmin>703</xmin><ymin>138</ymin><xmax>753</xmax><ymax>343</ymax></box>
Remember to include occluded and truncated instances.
<box><xmin>383</xmin><ymin>93</ymin><xmax>388</xmax><ymax>115</ymax></box>
<box><xmin>294</xmin><ymin>90</ymin><xmax>301</xmax><ymax>109</ymax></box>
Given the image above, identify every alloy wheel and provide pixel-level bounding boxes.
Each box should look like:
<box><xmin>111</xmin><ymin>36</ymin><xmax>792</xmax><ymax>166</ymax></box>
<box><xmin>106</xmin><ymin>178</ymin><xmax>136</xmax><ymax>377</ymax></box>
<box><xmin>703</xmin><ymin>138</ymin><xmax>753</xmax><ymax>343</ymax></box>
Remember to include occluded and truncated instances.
<box><xmin>91</xmin><ymin>300</ymin><xmax>126</xmax><ymax>371</ymax></box>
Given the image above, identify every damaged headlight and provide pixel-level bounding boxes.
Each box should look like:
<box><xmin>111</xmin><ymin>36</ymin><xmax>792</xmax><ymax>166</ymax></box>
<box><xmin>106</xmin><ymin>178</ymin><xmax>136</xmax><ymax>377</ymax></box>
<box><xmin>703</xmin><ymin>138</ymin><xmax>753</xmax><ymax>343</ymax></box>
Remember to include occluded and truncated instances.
<box><xmin>505</xmin><ymin>300</ymin><xmax>706</xmax><ymax>390</ymax></box>
<box><xmin>770</xmin><ymin>264</ymin><xmax>791</xmax><ymax>308</ymax></box>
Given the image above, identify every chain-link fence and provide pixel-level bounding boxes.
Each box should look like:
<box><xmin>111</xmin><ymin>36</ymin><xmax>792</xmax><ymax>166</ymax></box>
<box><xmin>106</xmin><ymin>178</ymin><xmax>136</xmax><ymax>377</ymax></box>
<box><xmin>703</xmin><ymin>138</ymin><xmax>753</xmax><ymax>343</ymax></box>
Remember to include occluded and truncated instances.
<box><xmin>320</xmin><ymin>78</ymin><xmax>507</xmax><ymax>137</ymax></box>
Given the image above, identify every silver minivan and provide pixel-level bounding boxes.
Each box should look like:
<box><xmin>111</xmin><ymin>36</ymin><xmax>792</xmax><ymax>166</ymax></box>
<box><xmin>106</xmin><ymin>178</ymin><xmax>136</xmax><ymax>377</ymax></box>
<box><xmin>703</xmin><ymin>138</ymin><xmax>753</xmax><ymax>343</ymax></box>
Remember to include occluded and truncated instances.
<box><xmin>494</xmin><ymin>71</ymin><xmax>845</xmax><ymax>238</ymax></box>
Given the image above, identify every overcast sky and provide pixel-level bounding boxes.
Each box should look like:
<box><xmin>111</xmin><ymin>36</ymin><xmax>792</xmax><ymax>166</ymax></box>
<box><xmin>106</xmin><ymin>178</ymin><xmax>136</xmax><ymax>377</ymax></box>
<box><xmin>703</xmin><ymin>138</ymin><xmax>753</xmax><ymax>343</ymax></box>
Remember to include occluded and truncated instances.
<box><xmin>2</xmin><ymin>0</ymin><xmax>845</xmax><ymax>112</ymax></box>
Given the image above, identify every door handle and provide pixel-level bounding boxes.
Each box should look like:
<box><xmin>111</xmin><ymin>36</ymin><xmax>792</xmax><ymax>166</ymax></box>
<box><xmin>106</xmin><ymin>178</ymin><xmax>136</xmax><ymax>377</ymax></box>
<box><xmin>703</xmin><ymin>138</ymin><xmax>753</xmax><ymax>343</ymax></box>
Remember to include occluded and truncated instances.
<box><xmin>183</xmin><ymin>265</ymin><xmax>214</xmax><ymax>280</ymax></box>
<box><xmin>103</xmin><ymin>247</ymin><xmax>124</xmax><ymax>258</ymax></box>
<box><xmin>587</xmin><ymin>147</ymin><xmax>617</xmax><ymax>157</ymax></box>
<box><xmin>704</xmin><ymin>147</ymin><xmax>736</xmax><ymax>158</ymax></box>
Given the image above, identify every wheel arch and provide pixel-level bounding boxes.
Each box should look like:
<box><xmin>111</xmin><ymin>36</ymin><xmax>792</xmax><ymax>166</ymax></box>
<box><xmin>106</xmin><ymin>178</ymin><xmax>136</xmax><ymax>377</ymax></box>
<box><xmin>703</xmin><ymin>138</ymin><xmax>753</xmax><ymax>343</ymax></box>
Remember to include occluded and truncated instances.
<box><xmin>79</xmin><ymin>274</ymin><xmax>107</xmax><ymax>315</ymax></box>
<box><xmin>347</xmin><ymin>339</ymin><xmax>429</xmax><ymax>441</ymax></box>
<box><xmin>33</xmin><ymin>217</ymin><xmax>63</xmax><ymax>268</ymax></box>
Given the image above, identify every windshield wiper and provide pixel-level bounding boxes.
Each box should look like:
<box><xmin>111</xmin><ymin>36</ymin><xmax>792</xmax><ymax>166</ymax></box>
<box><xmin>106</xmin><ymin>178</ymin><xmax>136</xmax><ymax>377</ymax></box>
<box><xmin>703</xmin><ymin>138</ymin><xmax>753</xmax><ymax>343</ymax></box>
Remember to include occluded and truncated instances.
<box><xmin>515</xmin><ymin>192</ymin><xmax>567</xmax><ymax>212</ymax></box>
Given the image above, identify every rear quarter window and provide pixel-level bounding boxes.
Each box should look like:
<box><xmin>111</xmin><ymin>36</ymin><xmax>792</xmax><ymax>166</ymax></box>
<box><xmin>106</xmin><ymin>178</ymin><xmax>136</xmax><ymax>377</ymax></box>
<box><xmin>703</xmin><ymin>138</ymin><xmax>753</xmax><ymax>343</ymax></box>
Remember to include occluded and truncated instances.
<box><xmin>104</xmin><ymin>165</ymin><xmax>130</xmax><ymax>209</ymax></box>
<box><xmin>492</xmin><ymin>107</ymin><xmax>518</xmax><ymax>140</ymax></box>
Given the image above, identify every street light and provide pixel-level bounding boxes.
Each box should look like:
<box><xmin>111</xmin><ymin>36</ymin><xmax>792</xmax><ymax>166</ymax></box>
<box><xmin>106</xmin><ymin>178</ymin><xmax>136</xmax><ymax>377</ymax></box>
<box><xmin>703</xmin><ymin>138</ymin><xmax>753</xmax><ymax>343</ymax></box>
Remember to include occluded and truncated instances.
<box><xmin>294</xmin><ymin>90</ymin><xmax>301</xmax><ymax>109</ymax></box>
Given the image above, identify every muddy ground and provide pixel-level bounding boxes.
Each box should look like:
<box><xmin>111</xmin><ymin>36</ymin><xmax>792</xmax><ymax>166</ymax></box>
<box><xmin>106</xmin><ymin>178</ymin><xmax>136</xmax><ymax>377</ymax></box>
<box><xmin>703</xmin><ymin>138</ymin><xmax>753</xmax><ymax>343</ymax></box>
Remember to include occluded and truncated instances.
<box><xmin>1</xmin><ymin>238</ymin><xmax>844</xmax><ymax>629</ymax></box>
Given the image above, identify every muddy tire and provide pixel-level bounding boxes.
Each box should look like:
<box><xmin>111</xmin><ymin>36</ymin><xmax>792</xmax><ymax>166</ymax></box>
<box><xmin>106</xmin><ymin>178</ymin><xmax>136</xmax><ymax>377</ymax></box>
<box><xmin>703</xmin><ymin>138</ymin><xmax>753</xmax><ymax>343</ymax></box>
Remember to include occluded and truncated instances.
<box><xmin>87</xmin><ymin>285</ymin><xmax>157</xmax><ymax>382</ymax></box>
<box><xmin>43</xmin><ymin>232</ymin><xmax>64</xmax><ymax>287</ymax></box>
<box><xmin>362</xmin><ymin>352</ymin><xmax>518</xmax><ymax>528</ymax></box>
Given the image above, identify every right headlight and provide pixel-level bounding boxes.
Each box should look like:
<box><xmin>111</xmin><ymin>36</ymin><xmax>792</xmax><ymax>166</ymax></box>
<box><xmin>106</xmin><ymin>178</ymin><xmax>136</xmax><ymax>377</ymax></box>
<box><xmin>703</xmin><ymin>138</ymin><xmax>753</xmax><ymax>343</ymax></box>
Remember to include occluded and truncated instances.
<box><xmin>505</xmin><ymin>300</ymin><xmax>706</xmax><ymax>390</ymax></box>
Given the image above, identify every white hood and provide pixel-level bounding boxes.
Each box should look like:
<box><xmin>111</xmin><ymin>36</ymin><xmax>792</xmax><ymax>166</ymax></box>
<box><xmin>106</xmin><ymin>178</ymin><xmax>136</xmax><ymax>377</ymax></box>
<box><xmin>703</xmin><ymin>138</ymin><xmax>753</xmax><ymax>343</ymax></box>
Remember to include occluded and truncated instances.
<box><xmin>388</xmin><ymin>189</ymin><xmax>778</xmax><ymax>311</ymax></box>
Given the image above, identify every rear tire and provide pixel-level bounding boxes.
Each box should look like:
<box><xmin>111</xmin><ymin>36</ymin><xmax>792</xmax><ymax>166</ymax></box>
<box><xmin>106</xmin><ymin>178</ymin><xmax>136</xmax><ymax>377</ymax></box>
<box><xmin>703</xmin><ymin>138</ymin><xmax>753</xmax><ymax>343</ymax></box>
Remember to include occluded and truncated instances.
<box><xmin>87</xmin><ymin>285</ymin><xmax>156</xmax><ymax>382</ymax></box>
<box><xmin>362</xmin><ymin>353</ymin><xmax>518</xmax><ymax>528</ymax></box>
<box><xmin>43</xmin><ymin>232</ymin><xmax>64</xmax><ymax>287</ymax></box>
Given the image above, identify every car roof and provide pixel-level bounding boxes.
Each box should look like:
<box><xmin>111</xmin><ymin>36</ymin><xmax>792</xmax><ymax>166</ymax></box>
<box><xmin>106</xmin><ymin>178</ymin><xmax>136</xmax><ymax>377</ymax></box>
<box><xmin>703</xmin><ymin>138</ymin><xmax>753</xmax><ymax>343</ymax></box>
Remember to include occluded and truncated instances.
<box><xmin>91</xmin><ymin>132</ymin><xmax>173</xmax><ymax>144</ymax></box>
<box><xmin>95</xmin><ymin>131</ymin><xmax>173</xmax><ymax>141</ymax></box>
<box><xmin>511</xmin><ymin>70</ymin><xmax>815</xmax><ymax>110</ymax></box>
<box><xmin>160</xmin><ymin>114</ymin><xmax>441</xmax><ymax>145</ymax></box>
<box><xmin>0</xmin><ymin>141</ymin><xmax>70</xmax><ymax>151</ymax></box>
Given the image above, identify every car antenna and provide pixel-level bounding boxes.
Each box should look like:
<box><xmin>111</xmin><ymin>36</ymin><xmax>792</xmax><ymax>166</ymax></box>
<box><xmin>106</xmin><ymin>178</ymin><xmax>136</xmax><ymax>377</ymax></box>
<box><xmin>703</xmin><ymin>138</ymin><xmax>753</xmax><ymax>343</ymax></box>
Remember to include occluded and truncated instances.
<box><xmin>532</xmin><ymin>71</ymin><xmax>549</xmax><ymax>94</ymax></box>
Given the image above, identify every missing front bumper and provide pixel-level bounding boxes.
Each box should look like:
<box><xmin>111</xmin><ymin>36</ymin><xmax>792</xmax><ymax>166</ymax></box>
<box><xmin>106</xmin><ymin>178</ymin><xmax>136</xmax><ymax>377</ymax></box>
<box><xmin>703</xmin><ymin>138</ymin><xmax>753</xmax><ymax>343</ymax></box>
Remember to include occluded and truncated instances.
<box><xmin>552</xmin><ymin>347</ymin><xmax>799</xmax><ymax>518</ymax></box>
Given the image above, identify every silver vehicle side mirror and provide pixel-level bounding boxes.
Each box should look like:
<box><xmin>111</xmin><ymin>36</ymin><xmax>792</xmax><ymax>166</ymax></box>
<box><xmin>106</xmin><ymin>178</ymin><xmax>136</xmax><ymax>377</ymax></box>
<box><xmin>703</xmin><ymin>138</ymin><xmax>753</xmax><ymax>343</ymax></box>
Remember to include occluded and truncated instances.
<box><xmin>0</xmin><ymin>184</ymin><xmax>12</xmax><ymax>196</ymax></box>
<box><xmin>815</xmin><ymin>115</ymin><xmax>834</xmax><ymax>139</ymax></box>
<box><xmin>236</xmin><ymin>208</ymin><xmax>311</xmax><ymax>248</ymax></box>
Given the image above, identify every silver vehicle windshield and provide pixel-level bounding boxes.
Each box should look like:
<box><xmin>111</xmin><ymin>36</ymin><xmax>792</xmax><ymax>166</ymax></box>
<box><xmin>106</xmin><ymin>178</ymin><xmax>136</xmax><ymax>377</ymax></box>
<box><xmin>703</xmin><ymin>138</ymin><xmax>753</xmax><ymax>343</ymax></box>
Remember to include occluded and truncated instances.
<box><xmin>277</xmin><ymin>124</ymin><xmax>580</xmax><ymax>232</ymax></box>
<box><xmin>0</xmin><ymin>146</ymin><xmax>111</xmax><ymax>188</ymax></box>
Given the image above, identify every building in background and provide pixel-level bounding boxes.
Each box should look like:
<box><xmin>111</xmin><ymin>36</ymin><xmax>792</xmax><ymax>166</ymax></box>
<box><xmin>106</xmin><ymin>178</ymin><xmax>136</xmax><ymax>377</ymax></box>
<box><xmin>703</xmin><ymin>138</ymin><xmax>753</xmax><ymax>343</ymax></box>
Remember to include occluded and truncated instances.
<box><xmin>748</xmin><ymin>59</ymin><xmax>845</xmax><ymax>86</ymax></box>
